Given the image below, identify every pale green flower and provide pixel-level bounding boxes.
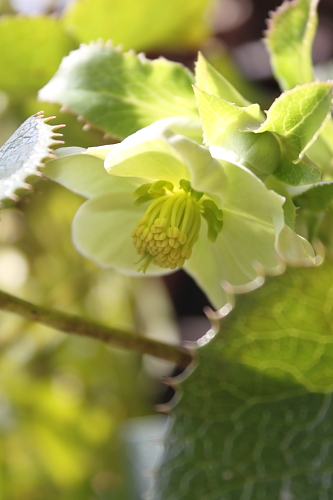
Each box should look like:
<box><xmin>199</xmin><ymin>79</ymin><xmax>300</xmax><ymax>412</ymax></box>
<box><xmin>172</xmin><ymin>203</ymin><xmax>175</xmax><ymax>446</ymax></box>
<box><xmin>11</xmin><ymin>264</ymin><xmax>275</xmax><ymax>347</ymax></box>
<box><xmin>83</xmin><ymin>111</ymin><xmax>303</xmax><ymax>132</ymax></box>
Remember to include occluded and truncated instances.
<box><xmin>45</xmin><ymin>119</ymin><xmax>316</xmax><ymax>309</ymax></box>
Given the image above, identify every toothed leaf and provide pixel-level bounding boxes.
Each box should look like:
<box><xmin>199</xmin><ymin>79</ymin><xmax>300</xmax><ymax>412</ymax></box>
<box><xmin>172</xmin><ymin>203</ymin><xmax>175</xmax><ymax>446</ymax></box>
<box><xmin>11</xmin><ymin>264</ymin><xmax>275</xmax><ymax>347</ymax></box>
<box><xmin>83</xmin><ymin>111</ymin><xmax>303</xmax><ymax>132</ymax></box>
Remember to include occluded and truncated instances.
<box><xmin>0</xmin><ymin>113</ymin><xmax>62</xmax><ymax>206</ymax></box>
<box><xmin>265</xmin><ymin>0</ymin><xmax>319</xmax><ymax>90</ymax></box>
<box><xmin>39</xmin><ymin>43</ymin><xmax>198</xmax><ymax>140</ymax></box>
<box><xmin>154</xmin><ymin>259</ymin><xmax>333</xmax><ymax>499</ymax></box>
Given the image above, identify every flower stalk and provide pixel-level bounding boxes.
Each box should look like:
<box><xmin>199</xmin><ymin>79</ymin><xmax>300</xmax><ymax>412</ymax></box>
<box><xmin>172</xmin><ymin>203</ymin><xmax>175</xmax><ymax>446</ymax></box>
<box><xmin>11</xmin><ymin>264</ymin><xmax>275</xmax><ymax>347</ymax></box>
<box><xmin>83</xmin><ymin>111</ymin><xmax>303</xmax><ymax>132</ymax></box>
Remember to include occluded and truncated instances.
<box><xmin>0</xmin><ymin>289</ymin><xmax>193</xmax><ymax>368</ymax></box>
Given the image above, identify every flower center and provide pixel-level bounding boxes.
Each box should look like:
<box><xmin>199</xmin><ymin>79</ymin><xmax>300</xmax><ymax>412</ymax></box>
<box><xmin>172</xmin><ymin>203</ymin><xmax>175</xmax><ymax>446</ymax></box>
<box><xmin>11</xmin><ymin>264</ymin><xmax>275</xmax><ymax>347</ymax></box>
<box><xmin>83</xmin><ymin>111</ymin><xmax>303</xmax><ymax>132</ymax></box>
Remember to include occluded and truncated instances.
<box><xmin>132</xmin><ymin>180</ymin><xmax>223</xmax><ymax>273</ymax></box>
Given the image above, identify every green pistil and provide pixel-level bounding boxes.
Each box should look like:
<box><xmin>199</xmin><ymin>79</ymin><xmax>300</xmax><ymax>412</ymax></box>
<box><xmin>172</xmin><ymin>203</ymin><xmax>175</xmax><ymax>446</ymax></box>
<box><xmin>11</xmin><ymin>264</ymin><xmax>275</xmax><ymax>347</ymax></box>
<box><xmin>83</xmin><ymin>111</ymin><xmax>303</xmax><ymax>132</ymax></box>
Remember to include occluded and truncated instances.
<box><xmin>132</xmin><ymin>179</ymin><xmax>223</xmax><ymax>272</ymax></box>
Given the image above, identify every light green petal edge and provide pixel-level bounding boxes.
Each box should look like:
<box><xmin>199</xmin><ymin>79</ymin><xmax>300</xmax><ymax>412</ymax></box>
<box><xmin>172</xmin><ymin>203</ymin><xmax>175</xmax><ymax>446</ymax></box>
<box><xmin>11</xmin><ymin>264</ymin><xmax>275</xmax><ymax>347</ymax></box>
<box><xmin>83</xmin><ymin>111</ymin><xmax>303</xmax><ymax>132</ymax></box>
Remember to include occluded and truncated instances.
<box><xmin>44</xmin><ymin>147</ymin><xmax>141</xmax><ymax>198</ymax></box>
<box><xmin>72</xmin><ymin>192</ymin><xmax>174</xmax><ymax>276</ymax></box>
<box><xmin>151</xmin><ymin>116</ymin><xmax>203</xmax><ymax>143</ymax></box>
<box><xmin>86</xmin><ymin>144</ymin><xmax>115</xmax><ymax>160</ymax></box>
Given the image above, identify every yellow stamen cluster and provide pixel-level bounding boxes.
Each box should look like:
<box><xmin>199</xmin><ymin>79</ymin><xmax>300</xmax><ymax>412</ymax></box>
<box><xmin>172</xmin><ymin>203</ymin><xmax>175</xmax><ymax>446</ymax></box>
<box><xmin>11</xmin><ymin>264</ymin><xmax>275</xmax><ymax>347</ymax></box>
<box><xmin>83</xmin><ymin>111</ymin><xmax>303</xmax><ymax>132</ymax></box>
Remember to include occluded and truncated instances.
<box><xmin>132</xmin><ymin>191</ymin><xmax>201</xmax><ymax>273</ymax></box>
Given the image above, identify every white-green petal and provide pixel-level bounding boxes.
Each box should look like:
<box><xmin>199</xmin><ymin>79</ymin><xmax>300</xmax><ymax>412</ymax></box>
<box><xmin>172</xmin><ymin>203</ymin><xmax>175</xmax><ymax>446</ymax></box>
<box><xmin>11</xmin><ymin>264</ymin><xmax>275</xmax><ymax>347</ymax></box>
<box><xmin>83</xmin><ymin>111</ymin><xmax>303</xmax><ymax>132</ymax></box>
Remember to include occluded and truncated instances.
<box><xmin>185</xmin><ymin>210</ymin><xmax>281</xmax><ymax>310</ymax></box>
<box><xmin>167</xmin><ymin>136</ymin><xmax>228</xmax><ymax>203</ymax></box>
<box><xmin>104</xmin><ymin>122</ymin><xmax>192</xmax><ymax>185</ymax></box>
<box><xmin>185</xmin><ymin>162</ymin><xmax>286</xmax><ymax>309</ymax></box>
<box><xmin>72</xmin><ymin>192</ymin><xmax>174</xmax><ymax>276</ymax></box>
<box><xmin>44</xmin><ymin>147</ymin><xmax>141</xmax><ymax>198</ymax></box>
<box><xmin>185</xmin><ymin>163</ymin><xmax>316</xmax><ymax>309</ymax></box>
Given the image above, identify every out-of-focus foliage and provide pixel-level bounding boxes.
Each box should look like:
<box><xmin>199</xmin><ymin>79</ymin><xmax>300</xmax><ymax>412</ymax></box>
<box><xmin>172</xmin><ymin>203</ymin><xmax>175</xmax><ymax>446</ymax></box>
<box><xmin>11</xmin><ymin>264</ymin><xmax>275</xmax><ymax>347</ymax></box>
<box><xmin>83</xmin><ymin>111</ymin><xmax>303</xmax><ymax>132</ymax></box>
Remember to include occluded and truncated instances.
<box><xmin>0</xmin><ymin>178</ymin><xmax>180</xmax><ymax>498</ymax></box>
<box><xmin>62</xmin><ymin>0</ymin><xmax>212</xmax><ymax>51</ymax></box>
<box><xmin>1</xmin><ymin>2</ymin><xmax>205</xmax><ymax>496</ymax></box>
<box><xmin>0</xmin><ymin>16</ymin><xmax>76</xmax><ymax>101</ymax></box>
<box><xmin>0</xmin><ymin>184</ymin><xmax>147</xmax><ymax>499</ymax></box>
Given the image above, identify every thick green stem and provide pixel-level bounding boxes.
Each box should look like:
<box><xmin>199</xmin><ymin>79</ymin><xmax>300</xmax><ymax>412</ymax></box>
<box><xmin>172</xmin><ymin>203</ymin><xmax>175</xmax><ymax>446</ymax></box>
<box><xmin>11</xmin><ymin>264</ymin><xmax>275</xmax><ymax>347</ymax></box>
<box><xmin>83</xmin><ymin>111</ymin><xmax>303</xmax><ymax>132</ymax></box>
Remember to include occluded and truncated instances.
<box><xmin>0</xmin><ymin>289</ymin><xmax>192</xmax><ymax>368</ymax></box>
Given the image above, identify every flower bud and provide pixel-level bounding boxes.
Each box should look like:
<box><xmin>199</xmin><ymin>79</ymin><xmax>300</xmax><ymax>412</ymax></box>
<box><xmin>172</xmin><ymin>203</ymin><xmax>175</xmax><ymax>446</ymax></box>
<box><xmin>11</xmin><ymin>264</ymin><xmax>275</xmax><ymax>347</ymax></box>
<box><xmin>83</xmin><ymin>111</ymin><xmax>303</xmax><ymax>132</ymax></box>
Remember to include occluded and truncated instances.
<box><xmin>233</xmin><ymin>131</ymin><xmax>281</xmax><ymax>177</ymax></box>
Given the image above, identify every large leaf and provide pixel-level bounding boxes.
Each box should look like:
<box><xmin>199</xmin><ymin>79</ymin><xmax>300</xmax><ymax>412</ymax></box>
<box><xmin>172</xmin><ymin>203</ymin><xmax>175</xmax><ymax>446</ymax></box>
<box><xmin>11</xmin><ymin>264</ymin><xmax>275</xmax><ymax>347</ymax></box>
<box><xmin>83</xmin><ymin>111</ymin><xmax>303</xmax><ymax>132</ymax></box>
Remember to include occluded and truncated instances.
<box><xmin>39</xmin><ymin>43</ymin><xmax>199</xmax><ymax>140</ymax></box>
<box><xmin>0</xmin><ymin>16</ymin><xmax>77</xmax><ymax>100</ymax></box>
<box><xmin>154</xmin><ymin>258</ymin><xmax>333</xmax><ymax>499</ymax></box>
<box><xmin>0</xmin><ymin>112</ymin><xmax>64</xmax><ymax>206</ymax></box>
<box><xmin>62</xmin><ymin>0</ymin><xmax>211</xmax><ymax>51</ymax></box>
<box><xmin>265</xmin><ymin>0</ymin><xmax>319</xmax><ymax>90</ymax></box>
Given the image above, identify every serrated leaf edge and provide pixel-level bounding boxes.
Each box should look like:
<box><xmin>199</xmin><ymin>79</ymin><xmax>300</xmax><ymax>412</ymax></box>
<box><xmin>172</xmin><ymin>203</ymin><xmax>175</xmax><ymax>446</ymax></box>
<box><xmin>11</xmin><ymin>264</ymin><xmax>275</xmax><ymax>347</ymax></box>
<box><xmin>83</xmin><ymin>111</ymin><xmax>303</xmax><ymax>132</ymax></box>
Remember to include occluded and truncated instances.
<box><xmin>0</xmin><ymin>111</ymin><xmax>65</xmax><ymax>207</ymax></box>
<box><xmin>38</xmin><ymin>40</ymin><xmax>195</xmax><ymax>140</ymax></box>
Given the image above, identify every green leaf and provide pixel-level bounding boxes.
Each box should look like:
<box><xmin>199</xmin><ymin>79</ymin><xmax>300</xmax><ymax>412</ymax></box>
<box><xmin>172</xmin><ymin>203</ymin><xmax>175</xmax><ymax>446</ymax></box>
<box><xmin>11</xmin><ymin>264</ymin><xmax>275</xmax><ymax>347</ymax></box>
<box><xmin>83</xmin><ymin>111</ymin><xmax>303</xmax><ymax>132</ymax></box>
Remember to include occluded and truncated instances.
<box><xmin>265</xmin><ymin>0</ymin><xmax>319</xmax><ymax>90</ymax></box>
<box><xmin>257</xmin><ymin>82</ymin><xmax>333</xmax><ymax>162</ymax></box>
<box><xmin>39</xmin><ymin>43</ymin><xmax>199</xmax><ymax>140</ymax></box>
<box><xmin>62</xmin><ymin>0</ymin><xmax>211</xmax><ymax>51</ymax></box>
<box><xmin>0</xmin><ymin>112</ymin><xmax>63</xmax><ymax>206</ymax></box>
<box><xmin>154</xmin><ymin>259</ymin><xmax>333</xmax><ymax>499</ymax></box>
<box><xmin>194</xmin><ymin>87</ymin><xmax>263</xmax><ymax>146</ymax></box>
<box><xmin>195</xmin><ymin>52</ymin><xmax>250</xmax><ymax>107</ymax></box>
<box><xmin>194</xmin><ymin>88</ymin><xmax>283</xmax><ymax>178</ymax></box>
<box><xmin>0</xmin><ymin>16</ymin><xmax>77</xmax><ymax>100</ymax></box>
<box><xmin>293</xmin><ymin>181</ymin><xmax>333</xmax><ymax>212</ymax></box>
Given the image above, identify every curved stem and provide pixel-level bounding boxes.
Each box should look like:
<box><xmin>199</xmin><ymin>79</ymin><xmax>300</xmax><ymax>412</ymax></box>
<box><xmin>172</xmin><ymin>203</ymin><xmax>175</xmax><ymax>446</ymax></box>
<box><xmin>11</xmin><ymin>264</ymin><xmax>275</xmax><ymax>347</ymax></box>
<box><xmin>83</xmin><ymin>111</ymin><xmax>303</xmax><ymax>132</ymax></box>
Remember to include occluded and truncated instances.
<box><xmin>0</xmin><ymin>289</ymin><xmax>193</xmax><ymax>369</ymax></box>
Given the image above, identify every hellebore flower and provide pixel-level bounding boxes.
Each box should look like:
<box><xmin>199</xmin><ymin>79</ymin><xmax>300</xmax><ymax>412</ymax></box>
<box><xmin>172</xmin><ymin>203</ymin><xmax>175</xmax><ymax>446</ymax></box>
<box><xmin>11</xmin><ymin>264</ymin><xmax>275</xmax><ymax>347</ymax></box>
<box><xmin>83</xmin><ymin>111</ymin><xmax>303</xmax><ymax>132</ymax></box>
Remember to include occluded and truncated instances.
<box><xmin>45</xmin><ymin>119</ymin><xmax>316</xmax><ymax>309</ymax></box>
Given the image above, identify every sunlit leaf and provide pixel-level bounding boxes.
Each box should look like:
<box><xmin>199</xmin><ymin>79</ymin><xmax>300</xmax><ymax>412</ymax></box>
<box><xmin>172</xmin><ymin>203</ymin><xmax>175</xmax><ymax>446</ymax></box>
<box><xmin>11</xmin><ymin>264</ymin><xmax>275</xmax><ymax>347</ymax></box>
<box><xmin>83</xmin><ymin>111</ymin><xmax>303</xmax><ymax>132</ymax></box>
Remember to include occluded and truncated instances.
<box><xmin>265</xmin><ymin>0</ymin><xmax>319</xmax><ymax>90</ymax></box>
<box><xmin>154</xmin><ymin>258</ymin><xmax>333</xmax><ymax>499</ymax></box>
<box><xmin>257</xmin><ymin>82</ymin><xmax>333</xmax><ymax>161</ymax></box>
<box><xmin>194</xmin><ymin>87</ymin><xmax>262</xmax><ymax>146</ymax></box>
<box><xmin>0</xmin><ymin>112</ymin><xmax>63</xmax><ymax>206</ymax></box>
<box><xmin>39</xmin><ymin>42</ymin><xmax>198</xmax><ymax>140</ymax></box>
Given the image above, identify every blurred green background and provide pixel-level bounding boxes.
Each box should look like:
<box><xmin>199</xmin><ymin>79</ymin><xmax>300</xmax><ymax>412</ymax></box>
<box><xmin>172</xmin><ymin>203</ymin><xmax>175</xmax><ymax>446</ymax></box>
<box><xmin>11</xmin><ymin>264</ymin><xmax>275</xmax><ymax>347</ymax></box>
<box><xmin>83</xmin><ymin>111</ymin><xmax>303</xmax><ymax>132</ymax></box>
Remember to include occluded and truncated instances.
<box><xmin>1</xmin><ymin>0</ymin><xmax>333</xmax><ymax>498</ymax></box>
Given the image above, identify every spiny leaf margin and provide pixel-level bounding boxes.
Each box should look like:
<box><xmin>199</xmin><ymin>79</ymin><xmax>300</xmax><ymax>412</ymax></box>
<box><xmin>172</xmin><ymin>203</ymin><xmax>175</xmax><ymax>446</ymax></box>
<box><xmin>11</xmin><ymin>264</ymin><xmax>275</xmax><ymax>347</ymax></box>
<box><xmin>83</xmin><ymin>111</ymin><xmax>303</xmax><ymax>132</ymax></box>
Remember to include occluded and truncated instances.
<box><xmin>0</xmin><ymin>112</ymin><xmax>64</xmax><ymax>207</ymax></box>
